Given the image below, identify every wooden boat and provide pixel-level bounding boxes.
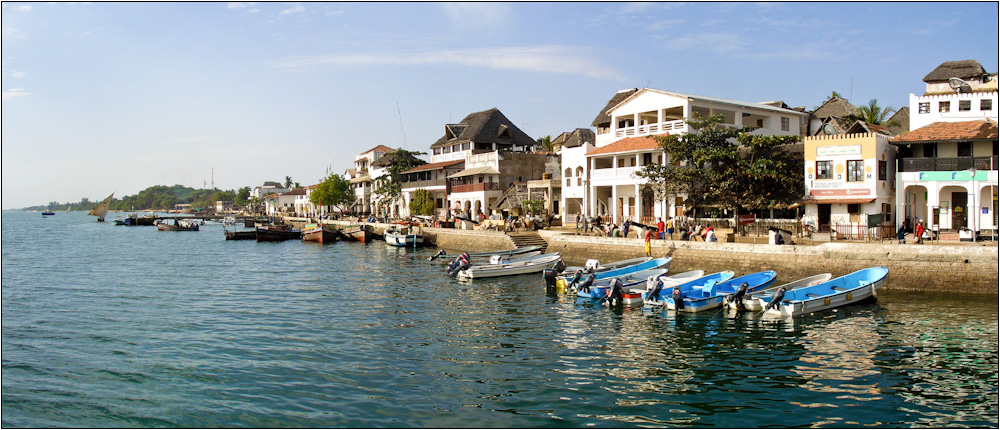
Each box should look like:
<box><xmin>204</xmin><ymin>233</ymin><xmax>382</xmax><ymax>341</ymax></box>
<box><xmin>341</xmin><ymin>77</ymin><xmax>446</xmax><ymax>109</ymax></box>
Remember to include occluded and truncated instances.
<box><xmin>384</xmin><ymin>226</ymin><xmax>423</xmax><ymax>247</ymax></box>
<box><xmin>668</xmin><ymin>270</ymin><xmax>777</xmax><ymax>313</ymax></box>
<box><xmin>457</xmin><ymin>253</ymin><xmax>562</xmax><ymax>279</ymax></box>
<box><xmin>256</xmin><ymin>226</ymin><xmax>301</xmax><ymax>242</ymax></box>
<box><xmin>158</xmin><ymin>219</ymin><xmax>200</xmax><ymax>231</ymax></box>
<box><xmin>729</xmin><ymin>273</ymin><xmax>833</xmax><ymax>311</ymax></box>
<box><xmin>302</xmin><ymin>224</ymin><xmax>339</xmax><ymax>243</ymax></box>
<box><xmin>225</xmin><ymin>230</ymin><xmax>256</xmax><ymax>240</ymax></box>
<box><xmin>758</xmin><ymin>267</ymin><xmax>889</xmax><ymax>317</ymax></box>
<box><xmin>87</xmin><ymin>193</ymin><xmax>114</xmax><ymax>222</ymax></box>
<box><xmin>342</xmin><ymin>224</ymin><xmax>375</xmax><ymax>243</ymax></box>
<box><xmin>644</xmin><ymin>271</ymin><xmax>735</xmax><ymax>307</ymax></box>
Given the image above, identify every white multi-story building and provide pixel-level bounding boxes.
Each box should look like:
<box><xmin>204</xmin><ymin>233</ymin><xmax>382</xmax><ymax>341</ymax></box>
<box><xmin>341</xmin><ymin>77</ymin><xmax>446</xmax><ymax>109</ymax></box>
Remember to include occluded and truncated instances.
<box><xmin>894</xmin><ymin>60</ymin><xmax>999</xmax><ymax>238</ymax></box>
<box><xmin>346</xmin><ymin>145</ymin><xmax>394</xmax><ymax>215</ymax></box>
<box><xmin>556</xmin><ymin>128</ymin><xmax>596</xmax><ymax>225</ymax></box>
<box><xmin>251</xmin><ymin>181</ymin><xmax>291</xmax><ymax>199</ymax></box>
<box><xmin>579</xmin><ymin>87</ymin><xmax>806</xmax><ymax>225</ymax></box>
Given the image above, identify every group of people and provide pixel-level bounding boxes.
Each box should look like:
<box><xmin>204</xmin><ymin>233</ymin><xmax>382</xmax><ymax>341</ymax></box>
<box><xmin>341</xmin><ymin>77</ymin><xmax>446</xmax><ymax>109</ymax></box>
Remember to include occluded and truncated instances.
<box><xmin>897</xmin><ymin>219</ymin><xmax>928</xmax><ymax>244</ymax></box>
<box><xmin>580</xmin><ymin>216</ymin><xmax>719</xmax><ymax>245</ymax></box>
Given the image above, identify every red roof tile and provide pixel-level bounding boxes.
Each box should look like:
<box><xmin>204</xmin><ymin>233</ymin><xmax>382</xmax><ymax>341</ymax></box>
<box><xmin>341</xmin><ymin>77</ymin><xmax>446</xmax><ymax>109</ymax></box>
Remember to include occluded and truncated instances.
<box><xmin>361</xmin><ymin>145</ymin><xmax>394</xmax><ymax>155</ymax></box>
<box><xmin>586</xmin><ymin>136</ymin><xmax>662</xmax><ymax>156</ymax></box>
<box><xmin>891</xmin><ymin>120</ymin><xmax>998</xmax><ymax>143</ymax></box>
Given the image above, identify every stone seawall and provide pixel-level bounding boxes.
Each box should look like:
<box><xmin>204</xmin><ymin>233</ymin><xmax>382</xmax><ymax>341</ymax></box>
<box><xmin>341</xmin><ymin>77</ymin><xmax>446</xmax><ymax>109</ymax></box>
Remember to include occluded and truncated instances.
<box><xmin>315</xmin><ymin>220</ymin><xmax>516</xmax><ymax>252</ymax></box>
<box><xmin>540</xmin><ymin>231</ymin><xmax>998</xmax><ymax>295</ymax></box>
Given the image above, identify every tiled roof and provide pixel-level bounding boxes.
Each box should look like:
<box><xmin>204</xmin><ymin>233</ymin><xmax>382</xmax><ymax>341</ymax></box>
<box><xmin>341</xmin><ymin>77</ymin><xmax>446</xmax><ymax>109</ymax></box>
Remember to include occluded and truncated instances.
<box><xmin>891</xmin><ymin>120</ymin><xmax>998</xmax><ymax>143</ymax></box>
<box><xmin>401</xmin><ymin>159</ymin><xmax>463</xmax><ymax>173</ymax></box>
<box><xmin>586</xmin><ymin>136</ymin><xmax>661</xmax><ymax>156</ymax></box>
<box><xmin>361</xmin><ymin>145</ymin><xmax>394</xmax><ymax>155</ymax></box>
<box><xmin>282</xmin><ymin>188</ymin><xmax>307</xmax><ymax>196</ymax></box>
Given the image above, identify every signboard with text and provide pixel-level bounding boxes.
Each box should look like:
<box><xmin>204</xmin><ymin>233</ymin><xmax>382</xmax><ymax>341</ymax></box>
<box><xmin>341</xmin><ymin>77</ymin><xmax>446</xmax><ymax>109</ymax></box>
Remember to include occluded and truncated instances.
<box><xmin>738</xmin><ymin>214</ymin><xmax>756</xmax><ymax>225</ymax></box>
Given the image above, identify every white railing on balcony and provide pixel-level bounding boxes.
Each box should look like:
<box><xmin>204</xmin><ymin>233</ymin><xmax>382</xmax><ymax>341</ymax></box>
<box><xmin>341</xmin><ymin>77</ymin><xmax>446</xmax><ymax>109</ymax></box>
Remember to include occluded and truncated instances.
<box><xmin>591</xmin><ymin>166</ymin><xmax>642</xmax><ymax>180</ymax></box>
<box><xmin>592</xmin><ymin>168</ymin><xmax>616</xmax><ymax>179</ymax></box>
<box><xmin>615</xmin><ymin>119</ymin><xmax>687</xmax><ymax>138</ymax></box>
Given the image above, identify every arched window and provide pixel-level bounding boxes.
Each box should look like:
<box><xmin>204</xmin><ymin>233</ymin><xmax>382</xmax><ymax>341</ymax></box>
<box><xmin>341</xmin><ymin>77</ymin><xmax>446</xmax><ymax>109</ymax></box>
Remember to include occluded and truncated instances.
<box><xmin>565</xmin><ymin>168</ymin><xmax>572</xmax><ymax>178</ymax></box>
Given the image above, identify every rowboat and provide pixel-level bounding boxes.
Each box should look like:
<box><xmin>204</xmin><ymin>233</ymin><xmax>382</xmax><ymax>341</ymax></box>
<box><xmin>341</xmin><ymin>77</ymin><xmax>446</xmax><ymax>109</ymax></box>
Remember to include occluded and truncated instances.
<box><xmin>341</xmin><ymin>224</ymin><xmax>375</xmax><ymax>243</ymax></box>
<box><xmin>666</xmin><ymin>270</ymin><xmax>777</xmax><ymax>313</ymax></box>
<box><xmin>465</xmin><ymin>245</ymin><xmax>543</xmax><ymax>259</ymax></box>
<box><xmin>457</xmin><ymin>253</ymin><xmax>562</xmax><ymax>279</ymax></box>
<box><xmin>758</xmin><ymin>267</ymin><xmax>889</xmax><ymax>317</ymax></box>
<box><xmin>256</xmin><ymin>226</ymin><xmax>301</xmax><ymax>242</ymax></box>
<box><xmin>644</xmin><ymin>271</ymin><xmax>735</xmax><ymax>307</ymax></box>
<box><xmin>728</xmin><ymin>273</ymin><xmax>833</xmax><ymax>311</ymax></box>
<box><xmin>302</xmin><ymin>224</ymin><xmax>340</xmax><ymax>243</ymax></box>
<box><xmin>385</xmin><ymin>226</ymin><xmax>423</xmax><ymax>247</ymax></box>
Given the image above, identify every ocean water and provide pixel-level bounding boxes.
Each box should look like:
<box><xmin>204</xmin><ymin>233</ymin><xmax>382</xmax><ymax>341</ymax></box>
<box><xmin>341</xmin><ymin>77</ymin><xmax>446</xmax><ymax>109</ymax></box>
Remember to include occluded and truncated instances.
<box><xmin>2</xmin><ymin>211</ymin><xmax>998</xmax><ymax>427</ymax></box>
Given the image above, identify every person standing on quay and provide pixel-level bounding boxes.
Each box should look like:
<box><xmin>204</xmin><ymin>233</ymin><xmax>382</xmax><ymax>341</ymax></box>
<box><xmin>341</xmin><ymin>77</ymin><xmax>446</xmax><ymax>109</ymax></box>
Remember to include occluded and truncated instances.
<box><xmin>644</xmin><ymin>227</ymin><xmax>653</xmax><ymax>257</ymax></box>
<box><xmin>897</xmin><ymin>224</ymin><xmax>906</xmax><ymax>244</ymax></box>
<box><xmin>657</xmin><ymin>217</ymin><xmax>665</xmax><ymax>240</ymax></box>
<box><xmin>915</xmin><ymin>220</ymin><xmax>925</xmax><ymax>244</ymax></box>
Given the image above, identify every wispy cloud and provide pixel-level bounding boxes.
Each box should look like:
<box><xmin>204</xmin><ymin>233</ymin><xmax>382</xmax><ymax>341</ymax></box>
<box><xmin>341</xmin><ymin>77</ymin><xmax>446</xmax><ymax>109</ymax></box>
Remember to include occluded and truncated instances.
<box><xmin>440</xmin><ymin>3</ymin><xmax>514</xmax><ymax>33</ymax></box>
<box><xmin>227</xmin><ymin>2</ymin><xmax>260</xmax><ymax>13</ymax></box>
<box><xmin>16</xmin><ymin>4</ymin><xmax>31</xmax><ymax>12</ymax></box>
<box><xmin>3</xmin><ymin>88</ymin><xmax>33</xmax><ymax>100</ymax></box>
<box><xmin>279</xmin><ymin>4</ymin><xmax>305</xmax><ymax>15</ymax></box>
<box><xmin>274</xmin><ymin>46</ymin><xmax>624</xmax><ymax>81</ymax></box>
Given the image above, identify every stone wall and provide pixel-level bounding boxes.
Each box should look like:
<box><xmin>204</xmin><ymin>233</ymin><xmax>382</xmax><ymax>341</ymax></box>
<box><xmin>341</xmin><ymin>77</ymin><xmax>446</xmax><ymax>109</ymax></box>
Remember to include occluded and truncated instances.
<box><xmin>540</xmin><ymin>231</ymin><xmax>998</xmax><ymax>295</ymax></box>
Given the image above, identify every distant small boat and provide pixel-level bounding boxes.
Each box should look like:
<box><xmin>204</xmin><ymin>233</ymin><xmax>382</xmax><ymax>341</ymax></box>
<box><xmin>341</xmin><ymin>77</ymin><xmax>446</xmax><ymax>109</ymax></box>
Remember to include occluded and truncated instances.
<box><xmin>384</xmin><ymin>226</ymin><xmax>423</xmax><ymax>247</ymax></box>
<box><xmin>225</xmin><ymin>230</ymin><xmax>256</xmax><ymax>240</ymax></box>
<box><xmin>758</xmin><ymin>267</ymin><xmax>889</xmax><ymax>317</ymax></box>
<box><xmin>158</xmin><ymin>219</ymin><xmax>199</xmax><ymax>231</ymax></box>
<box><xmin>41</xmin><ymin>211</ymin><xmax>55</xmax><ymax>216</ymax></box>
<box><xmin>87</xmin><ymin>193</ymin><xmax>114</xmax><ymax>222</ymax></box>
<box><xmin>302</xmin><ymin>224</ymin><xmax>340</xmax><ymax>243</ymax></box>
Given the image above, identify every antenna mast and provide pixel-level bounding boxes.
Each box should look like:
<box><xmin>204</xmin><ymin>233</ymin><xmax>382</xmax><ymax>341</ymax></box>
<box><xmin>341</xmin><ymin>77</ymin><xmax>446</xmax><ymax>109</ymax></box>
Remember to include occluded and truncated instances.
<box><xmin>397</xmin><ymin>102</ymin><xmax>407</xmax><ymax>150</ymax></box>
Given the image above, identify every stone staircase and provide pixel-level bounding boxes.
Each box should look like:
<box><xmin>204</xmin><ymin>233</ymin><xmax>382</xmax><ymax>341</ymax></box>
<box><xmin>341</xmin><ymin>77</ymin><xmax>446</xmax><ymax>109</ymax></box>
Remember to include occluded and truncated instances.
<box><xmin>507</xmin><ymin>231</ymin><xmax>548</xmax><ymax>251</ymax></box>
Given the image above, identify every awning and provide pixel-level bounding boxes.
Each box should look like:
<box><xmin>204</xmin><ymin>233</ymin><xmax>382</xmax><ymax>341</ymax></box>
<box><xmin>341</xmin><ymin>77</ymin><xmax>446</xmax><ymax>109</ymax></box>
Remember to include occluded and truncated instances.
<box><xmin>800</xmin><ymin>198</ymin><xmax>876</xmax><ymax>205</ymax></box>
<box><xmin>447</xmin><ymin>166</ymin><xmax>500</xmax><ymax>178</ymax></box>
<box><xmin>348</xmin><ymin>175</ymin><xmax>370</xmax><ymax>184</ymax></box>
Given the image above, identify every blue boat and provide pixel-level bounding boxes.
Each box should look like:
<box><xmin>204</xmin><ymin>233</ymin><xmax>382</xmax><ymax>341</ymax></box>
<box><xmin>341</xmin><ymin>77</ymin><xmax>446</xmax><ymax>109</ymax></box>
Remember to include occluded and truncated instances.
<box><xmin>643</xmin><ymin>271</ymin><xmax>735</xmax><ymax>307</ymax></box>
<box><xmin>558</xmin><ymin>257</ymin><xmax>672</xmax><ymax>291</ymax></box>
<box><xmin>667</xmin><ymin>270</ymin><xmax>777</xmax><ymax>313</ymax></box>
<box><xmin>757</xmin><ymin>267</ymin><xmax>889</xmax><ymax>317</ymax></box>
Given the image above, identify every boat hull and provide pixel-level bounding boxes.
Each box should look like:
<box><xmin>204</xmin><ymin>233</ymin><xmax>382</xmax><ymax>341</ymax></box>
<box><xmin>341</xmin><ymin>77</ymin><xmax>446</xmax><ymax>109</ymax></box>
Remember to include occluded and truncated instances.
<box><xmin>734</xmin><ymin>273</ymin><xmax>833</xmax><ymax>311</ymax></box>
<box><xmin>385</xmin><ymin>233</ymin><xmax>423</xmax><ymax>246</ymax></box>
<box><xmin>256</xmin><ymin>228</ymin><xmax>301</xmax><ymax>242</ymax></box>
<box><xmin>342</xmin><ymin>225</ymin><xmax>374</xmax><ymax>243</ymax></box>
<box><xmin>302</xmin><ymin>226</ymin><xmax>339</xmax><ymax>243</ymax></box>
<box><xmin>458</xmin><ymin>253</ymin><xmax>562</xmax><ymax>279</ymax></box>
<box><xmin>670</xmin><ymin>271</ymin><xmax>776</xmax><ymax>313</ymax></box>
<box><xmin>761</xmin><ymin>267</ymin><xmax>889</xmax><ymax>317</ymax></box>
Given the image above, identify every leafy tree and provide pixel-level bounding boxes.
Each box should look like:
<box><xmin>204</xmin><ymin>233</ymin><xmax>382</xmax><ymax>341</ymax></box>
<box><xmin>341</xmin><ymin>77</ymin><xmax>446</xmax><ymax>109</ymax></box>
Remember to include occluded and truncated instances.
<box><xmin>372</xmin><ymin>149</ymin><xmax>427</xmax><ymax>215</ymax></box>
<box><xmin>827</xmin><ymin>90</ymin><xmax>843</xmax><ymax>100</ymax></box>
<box><xmin>234</xmin><ymin>187</ymin><xmax>251</xmax><ymax>206</ymax></box>
<box><xmin>310</xmin><ymin>173</ymin><xmax>354</xmax><ymax>213</ymax></box>
<box><xmin>409</xmin><ymin>189</ymin><xmax>436</xmax><ymax>216</ymax></box>
<box><xmin>635</xmin><ymin>114</ymin><xmax>802</xmax><ymax>219</ymax></box>
<box><xmin>522</xmin><ymin>199</ymin><xmax>545</xmax><ymax>215</ymax></box>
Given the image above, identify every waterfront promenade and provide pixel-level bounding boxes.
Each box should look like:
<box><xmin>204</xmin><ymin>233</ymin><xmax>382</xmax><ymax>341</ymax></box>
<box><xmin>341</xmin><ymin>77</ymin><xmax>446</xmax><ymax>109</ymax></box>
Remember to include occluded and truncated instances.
<box><xmin>290</xmin><ymin>217</ymin><xmax>998</xmax><ymax>295</ymax></box>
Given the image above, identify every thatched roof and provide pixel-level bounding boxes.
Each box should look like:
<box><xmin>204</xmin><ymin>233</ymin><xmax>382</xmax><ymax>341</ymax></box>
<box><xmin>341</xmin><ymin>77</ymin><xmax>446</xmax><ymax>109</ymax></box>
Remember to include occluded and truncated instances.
<box><xmin>812</xmin><ymin>96</ymin><xmax>858</xmax><ymax>119</ymax></box>
<box><xmin>886</xmin><ymin>107</ymin><xmax>909</xmax><ymax>136</ymax></box>
<box><xmin>370</xmin><ymin>149</ymin><xmax>426</xmax><ymax>168</ymax></box>
<box><xmin>923</xmin><ymin>60</ymin><xmax>989</xmax><ymax>82</ymax></box>
<box><xmin>553</xmin><ymin>128</ymin><xmax>596</xmax><ymax>148</ymax></box>
<box><xmin>591</xmin><ymin>88</ymin><xmax>638</xmax><ymax>127</ymax></box>
<box><xmin>430</xmin><ymin>108</ymin><xmax>535</xmax><ymax>150</ymax></box>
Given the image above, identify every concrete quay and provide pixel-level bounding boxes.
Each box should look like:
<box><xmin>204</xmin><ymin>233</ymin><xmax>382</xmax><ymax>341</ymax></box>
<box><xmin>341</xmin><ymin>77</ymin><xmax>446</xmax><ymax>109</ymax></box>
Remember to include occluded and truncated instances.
<box><xmin>299</xmin><ymin>218</ymin><xmax>998</xmax><ymax>295</ymax></box>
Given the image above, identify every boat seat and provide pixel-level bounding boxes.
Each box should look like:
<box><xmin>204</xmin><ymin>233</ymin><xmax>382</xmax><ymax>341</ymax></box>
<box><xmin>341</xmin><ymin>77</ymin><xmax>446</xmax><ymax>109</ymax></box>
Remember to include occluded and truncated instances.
<box><xmin>831</xmin><ymin>286</ymin><xmax>847</xmax><ymax>292</ymax></box>
<box><xmin>806</xmin><ymin>294</ymin><xmax>822</xmax><ymax>299</ymax></box>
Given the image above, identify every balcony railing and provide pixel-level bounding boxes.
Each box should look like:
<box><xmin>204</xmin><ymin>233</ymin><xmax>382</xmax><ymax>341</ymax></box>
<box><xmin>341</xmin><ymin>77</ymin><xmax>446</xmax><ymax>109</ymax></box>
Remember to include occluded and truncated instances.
<box><xmin>451</xmin><ymin>182</ymin><xmax>501</xmax><ymax>193</ymax></box>
<box><xmin>592</xmin><ymin>166</ymin><xmax>643</xmax><ymax>180</ymax></box>
<box><xmin>614</xmin><ymin>119</ymin><xmax>688</xmax><ymax>138</ymax></box>
<box><xmin>899</xmin><ymin>156</ymin><xmax>998</xmax><ymax>172</ymax></box>
<box><xmin>400</xmin><ymin>178</ymin><xmax>447</xmax><ymax>189</ymax></box>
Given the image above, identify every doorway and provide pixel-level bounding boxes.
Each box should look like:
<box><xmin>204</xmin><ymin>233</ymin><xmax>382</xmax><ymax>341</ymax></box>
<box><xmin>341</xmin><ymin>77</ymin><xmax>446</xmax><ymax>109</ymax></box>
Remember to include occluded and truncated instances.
<box><xmin>952</xmin><ymin>192</ymin><xmax>968</xmax><ymax>230</ymax></box>
<box><xmin>818</xmin><ymin>204</ymin><xmax>831</xmax><ymax>231</ymax></box>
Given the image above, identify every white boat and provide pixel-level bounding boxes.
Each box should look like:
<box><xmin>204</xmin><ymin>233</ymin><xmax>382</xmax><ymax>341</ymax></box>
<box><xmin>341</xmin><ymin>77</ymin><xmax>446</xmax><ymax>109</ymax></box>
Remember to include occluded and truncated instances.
<box><xmin>758</xmin><ymin>267</ymin><xmax>889</xmax><ymax>317</ymax></box>
<box><xmin>87</xmin><ymin>193</ymin><xmax>114</xmax><ymax>222</ymax></box>
<box><xmin>385</xmin><ymin>226</ymin><xmax>423</xmax><ymax>247</ymax></box>
<box><xmin>457</xmin><ymin>253</ymin><xmax>562</xmax><ymax>279</ymax></box>
<box><xmin>563</xmin><ymin>257</ymin><xmax>650</xmax><ymax>276</ymax></box>
<box><xmin>729</xmin><ymin>273</ymin><xmax>833</xmax><ymax>311</ymax></box>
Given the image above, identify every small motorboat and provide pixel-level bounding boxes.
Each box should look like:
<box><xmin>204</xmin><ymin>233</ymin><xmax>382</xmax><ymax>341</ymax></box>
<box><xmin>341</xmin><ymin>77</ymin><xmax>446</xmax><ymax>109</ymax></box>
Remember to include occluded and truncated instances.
<box><xmin>429</xmin><ymin>245</ymin><xmax>544</xmax><ymax>263</ymax></box>
<box><xmin>558</xmin><ymin>257</ymin><xmax>671</xmax><ymax>287</ymax></box>
<box><xmin>644</xmin><ymin>271</ymin><xmax>736</xmax><ymax>307</ymax></box>
<box><xmin>457</xmin><ymin>253</ymin><xmax>563</xmax><ymax>279</ymax></box>
<box><xmin>41</xmin><ymin>211</ymin><xmax>55</xmax><ymax>216</ymax></box>
<box><xmin>158</xmin><ymin>219</ymin><xmax>200</xmax><ymax>231</ymax></box>
<box><xmin>668</xmin><ymin>270</ymin><xmax>777</xmax><ymax>313</ymax></box>
<box><xmin>576</xmin><ymin>268</ymin><xmax>670</xmax><ymax>302</ymax></box>
<box><xmin>758</xmin><ymin>267</ymin><xmax>889</xmax><ymax>317</ymax></box>
<box><xmin>563</xmin><ymin>256</ymin><xmax>650</xmax><ymax>275</ymax></box>
<box><xmin>384</xmin><ymin>225</ymin><xmax>423</xmax><ymax>247</ymax></box>
<box><xmin>730</xmin><ymin>273</ymin><xmax>833</xmax><ymax>311</ymax></box>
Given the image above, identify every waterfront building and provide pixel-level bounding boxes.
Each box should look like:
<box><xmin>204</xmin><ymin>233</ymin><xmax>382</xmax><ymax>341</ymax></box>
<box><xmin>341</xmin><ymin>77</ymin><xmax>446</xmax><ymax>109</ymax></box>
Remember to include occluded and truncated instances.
<box><xmin>582</xmin><ymin>87</ymin><xmax>807</xmax><ymax>225</ymax></box>
<box><xmin>428</xmin><ymin>108</ymin><xmax>537</xmax><ymax>164</ymax></box>
<box><xmin>345</xmin><ymin>145</ymin><xmax>394</xmax><ymax>215</ymax></box>
<box><xmin>555</xmin><ymin>128</ymin><xmax>596</xmax><ymax>225</ymax></box>
<box><xmin>893</xmin><ymin>59</ymin><xmax>999</xmax><ymax>238</ymax></box>
<box><xmin>800</xmin><ymin>123</ymin><xmax>898</xmax><ymax>233</ymax></box>
<box><xmin>398</xmin><ymin>159</ymin><xmax>465</xmax><ymax>218</ymax></box>
<box><xmin>251</xmin><ymin>181</ymin><xmax>291</xmax><ymax>199</ymax></box>
<box><xmin>264</xmin><ymin>188</ymin><xmax>303</xmax><ymax>216</ymax></box>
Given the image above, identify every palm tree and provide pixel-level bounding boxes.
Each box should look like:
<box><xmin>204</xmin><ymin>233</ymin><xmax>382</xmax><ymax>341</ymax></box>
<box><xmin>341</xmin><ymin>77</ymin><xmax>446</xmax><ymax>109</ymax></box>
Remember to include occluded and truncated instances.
<box><xmin>284</xmin><ymin>176</ymin><xmax>293</xmax><ymax>189</ymax></box>
<box><xmin>851</xmin><ymin>99</ymin><xmax>896</xmax><ymax>126</ymax></box>
<box><xmin>536</xmin><ymin>135</ymin><xmax>557</xmax><ymax>152</ymax></box>
<box><xmin>827</xmin><ymin>90</ymin><xmax>843</xmax><ymax>100</ymax></box>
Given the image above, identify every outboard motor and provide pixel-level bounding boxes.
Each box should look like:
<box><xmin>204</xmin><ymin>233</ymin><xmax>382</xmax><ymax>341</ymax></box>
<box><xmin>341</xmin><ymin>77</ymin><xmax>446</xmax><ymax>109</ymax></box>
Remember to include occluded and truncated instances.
<box><xmin>447</xmin><ymin>255</ymin><xmax>471</xmax><ymax>276</ymax></box>
<box><xmin>577</xmin><ymin>274</ymin><xmax>596</xmax><ymax>294</ymax></box>
<box><xmin>647</xmin><ymin>278</ymin><xmax>664</xmax><ymax>301</ymax></box>
<box><xmin>727</xmin><ymin>282</ymin><xmax>750</xmax><ymax>309</ymax></box>
<box><xmin>428</xmin><ymin>249</ymin><xmax>447</xmax><ymax>261</ymax></box>
<box><xmin>543</xmin><ymin>268</ymin><xmax>559</xmax><ymax>292</ymax></box>
<box><xmin>446</xmin><ymin>255</ymin><xmax>463</xmax><ymax>274</ymax></box>
<box><xmin>567</xmin><ymin>270</ymin><xmax>584</xmax><ymax>291</ymax></box>
<box><xmin>763</xmin><ymin>287</ymin><xmax>786</xmax><ymax>312</ymax></box>
<box><xmin>552</xmin><ymin>259</ymin><xmax>567</xmax><ymax>274</ymax></box>
<box><xmin>606</xmin><ymin>278</ymin><xmax>624</xmax><ymax>307</ymax></box>
<box><xmin>672</xmin><ymin>285</ymin><xmax>684</xmax><ymax>310</ymax></box>
<box><xmin>584</xmin><ymin>259</ymin><xmax>600</xmax><ymax>273</ymax></box>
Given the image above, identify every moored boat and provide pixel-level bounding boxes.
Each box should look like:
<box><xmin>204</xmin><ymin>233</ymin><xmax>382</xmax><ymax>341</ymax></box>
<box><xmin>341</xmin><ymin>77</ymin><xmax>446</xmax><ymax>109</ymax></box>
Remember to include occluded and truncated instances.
<box><xmin>385</xmin><ymin>226</ymin><xmax>423</xmax><ymax>247</ymax></box>
<box><xmin>644</xmin><ymin>271</ymin><xmax>736</xmax><ymax>307</ymax></box>
<box><xmin>563</xmin><ymin>256</ymin><xmax>651</xmax><ymax>276</ymax></box>
<box><xmin>575</xmin><ymin>267</ymin><xmax>670</xmax><ymax>303</ymax></box>
<box><xmin>667</xmin><ymin>270</ymin><xmax>777</xmax><ymax>313</ymax></box>
<box><xmin>758</xmin><ymin>267</ymin><xmax>889</xmax><ymax>317</ymax></box>
<box><xmin>558</xmin><ymin>257</ymin><xmax>671</xmax><ymax>288</ymax></box>
<box><xmin>730</xmin><ymin>273</ymin><xmax>833</xmax><ymax>311</ymax></box>
<box><xmin>225</xmin><ymin>230</ymin><xmax>256</xmax><ymax>240</ymax></box>
<box><xmin>256</xmin><ymin>226</ymin><xmax>302</xmax><ymax>242</ymax></box>
<box><xmin>342</xmin><ymin>224</ymin><xmax>375</xmax><ymax>243</ymax></box>
<box><xmin>158</xmin><ymin>219</ymin><xmax>200</xmax><ymax>231</ymax></box>
<box><xmin>302</xmin><ymin>224</ymin><xmax>340</xmax><ymax>243</ymax></box>
<box><xmin>457</xmin><ymin>253</ymin><xmax>562</xmax><ymax>279</ymax></box>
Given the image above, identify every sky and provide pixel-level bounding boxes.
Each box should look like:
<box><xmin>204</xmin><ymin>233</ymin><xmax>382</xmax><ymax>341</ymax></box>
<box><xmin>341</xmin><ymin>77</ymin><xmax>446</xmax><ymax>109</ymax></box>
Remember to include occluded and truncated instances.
<box><xmin>2</xmin><ymin>2</ymin><xmax>998</xmax><ymax>209</ymax></box>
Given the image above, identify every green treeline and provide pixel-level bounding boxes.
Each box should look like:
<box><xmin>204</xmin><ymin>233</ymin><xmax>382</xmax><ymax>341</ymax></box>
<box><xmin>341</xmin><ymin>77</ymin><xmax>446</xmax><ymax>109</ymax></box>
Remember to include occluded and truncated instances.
<box><xmin>23</xmin><ymin>185</ymin><xmax>251</xmax><ymax>212</ymax></box>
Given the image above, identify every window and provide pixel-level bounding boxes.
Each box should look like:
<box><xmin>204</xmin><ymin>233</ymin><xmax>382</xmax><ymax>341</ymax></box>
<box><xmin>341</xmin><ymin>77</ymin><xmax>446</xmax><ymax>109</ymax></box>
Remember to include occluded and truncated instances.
<box><xmin>918</xmin><ymin>102</ymin><xmax>930</xmax><ymax>114</ymax></box>
<box><xmin>564</xmin><ymin>168</ymin><xmax>572</xmax><ymax>178</ymax></box>
<box><xmin>959</xmin><ymin>100</ymin><xmax>971</xmax><ymax>111</ymax></box>
<box><xmin>566</xmin><ymin>178</ymin><xmax>571</xmax><ymax>187</ymax></box>
<box><xmin>577</xmin><ymin>177</ymin><xmax>582</xmax><ymax>186</ymax></box>
<box><xmin>882</xmin><ymin>203</ymin><xmax>892</xmax><ymax>222</ymax></box>
<box><xmin>781</xmin><ymin>117</ymin><xmax>790</xmax><ymax>131</ymax></box>
<box><xmin>433</xmin><ymin>148</ymin><xmax>441</xmax><ymax>155</ymax></box>
<box><xmin>618</xmin><ymin>158</ymin><xmax>625</xmax><ymax>168</ymax></box>
<box><xmin>939</xmin><ymin>101</ymin><xmax>951</xmax><ymax>113</ymax></box>
<box><xmin>958</xmin><ymin>141</ymin><xmax>972</xmax><ymax>157</ymax></box>
<box><xmin>847</xmin><ymin>160</ymin><xmax>864</xmax><ymax>182</ymax></box>
<box><xmin>816</xmin><ymin>161</ymin><xmax>833</xmax><ymax>180</ymax></box>
<box><xmin>982</xmin><ymin>99</ymin><xmax>994</xmax><ymax>111</ymax></box>
<box><xmin>847</xmin><ymin>204</ymin><xmax>861</xmax><ymax>215</ymax></box>
<box><xmin>642</xmin><ymin>153</ymin><xmax>653</xmax><ymax>165</ymax></box>
<box><xmin>923</xmin><ymin>143</ymin><xmax>937</xmax><ymax>158</ymax></box>
<box><xmin>878</xmin><ymin>160</ymin><xmax>887</xmax><ymax>181</ymax></box>
<box><xmin>462</xmin><ymin>142</ymin><xmax>470</xmax><ymax>150</ymax></box>
<box><xmin>436</xmin><ymin>198</ymin><xmax>443</xmax><ymax>209</ymax></box>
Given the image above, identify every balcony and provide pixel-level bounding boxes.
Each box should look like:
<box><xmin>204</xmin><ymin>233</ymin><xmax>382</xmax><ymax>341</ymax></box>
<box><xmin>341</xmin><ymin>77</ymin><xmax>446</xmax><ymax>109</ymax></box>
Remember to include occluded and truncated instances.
<box><xmin>400</xmin><ymin>178</ymin><xmax>447</xmax><ymax>189</ymax></box>
<box><xmin>451</xmin><ymin>182</ymin><xmax>501</xmax><ymax>193</ymax></box>
<box><xmin>899</xmin><ymin>156</ymin><xmax>998</xmax><ymax>172</ymax></box>
<box><xmin>592</xmin><ymin>166</ymin><xmax>642</xmax><ymax>180</ymax></box>
<box><xmin>614</xmin><ymin>119</ymin><xmax>688</xmax><ymax>138</ymax></box>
